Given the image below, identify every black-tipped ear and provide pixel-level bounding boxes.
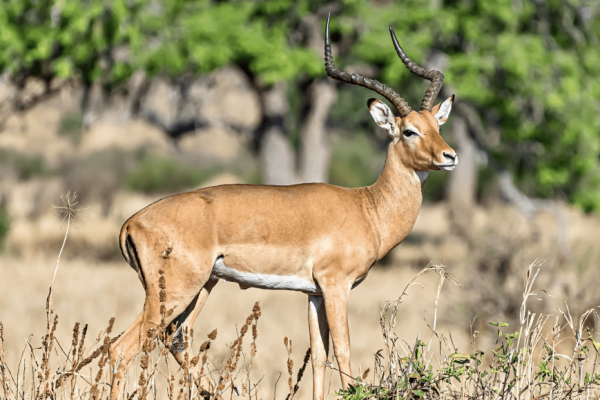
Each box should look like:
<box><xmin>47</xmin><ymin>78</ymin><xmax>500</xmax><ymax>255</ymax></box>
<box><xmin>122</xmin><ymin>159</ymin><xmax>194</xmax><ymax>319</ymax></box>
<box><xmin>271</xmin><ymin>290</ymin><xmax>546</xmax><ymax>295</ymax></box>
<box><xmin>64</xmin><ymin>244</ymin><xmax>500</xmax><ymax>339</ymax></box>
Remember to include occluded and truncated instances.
<box><xmin>367</xmin><ymin>98</ymin><xmax>377</xmax><ymax>109</ymax></box>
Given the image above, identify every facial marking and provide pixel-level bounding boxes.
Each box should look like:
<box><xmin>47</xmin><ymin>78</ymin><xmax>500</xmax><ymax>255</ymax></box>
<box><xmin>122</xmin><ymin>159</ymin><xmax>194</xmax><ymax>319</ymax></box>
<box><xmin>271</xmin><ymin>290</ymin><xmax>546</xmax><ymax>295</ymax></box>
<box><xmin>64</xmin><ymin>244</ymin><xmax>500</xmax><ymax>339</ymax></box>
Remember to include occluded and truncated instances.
<box><xmin>401</xmin><ymin>123</ymin><xmax>421</xmax><ymax>139</ymax></box>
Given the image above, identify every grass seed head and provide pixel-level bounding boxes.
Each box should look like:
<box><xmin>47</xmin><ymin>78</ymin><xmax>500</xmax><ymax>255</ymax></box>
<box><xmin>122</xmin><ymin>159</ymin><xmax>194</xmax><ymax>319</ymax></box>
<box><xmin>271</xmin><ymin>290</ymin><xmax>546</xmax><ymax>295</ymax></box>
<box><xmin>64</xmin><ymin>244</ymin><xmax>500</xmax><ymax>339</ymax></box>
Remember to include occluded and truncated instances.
<box><xmin>190</xmin><ymin>355</ymin><xmax>199</xmax><ymax>367</ymax></box>
<box><xmin>200</xmin><ymin>340</ymin><xmax>210</xmax><ymax>352</ymax></box>
<box><xmin>362</xmin><ymin>368</ymin><xmax>370</xmax><ymax>380</ymax></box>
<box><xmin>138</xmin><ymin>371</ymin><xmax>147</xmax><ymax>387</ymax></box>
<box><xmin>253</xmin><ymin>302</ymin><xmax>261</xmax><ymax>319</ymax></box>
<box><xmin>140</xmin><ymin>354</ymin><xmax>149</xmax><ymax>370</ymax></box>
<box><xmin>72</xmin><ymin>322</ymin><xmax>80</xmax><ymax>348</ymax></box>
<box><xmin>78</xmin><ymin>324</ymin><xmax>88</xmax><ymax>357</ymax></box>
<box><xmin>107</xmin><ymin>317</ymin><xmax>115</xmax><ymax>335</ymax></box>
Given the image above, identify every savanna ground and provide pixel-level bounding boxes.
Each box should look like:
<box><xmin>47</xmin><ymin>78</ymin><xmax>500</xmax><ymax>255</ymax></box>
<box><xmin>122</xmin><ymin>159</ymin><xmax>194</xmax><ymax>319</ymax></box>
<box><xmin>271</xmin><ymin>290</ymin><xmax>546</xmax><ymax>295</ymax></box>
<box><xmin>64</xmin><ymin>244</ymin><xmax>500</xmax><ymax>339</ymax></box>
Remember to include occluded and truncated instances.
<box><xmin>2</xmin><ymin>200</ymin><xmax>600</xmax><ymax>400</ymax></box>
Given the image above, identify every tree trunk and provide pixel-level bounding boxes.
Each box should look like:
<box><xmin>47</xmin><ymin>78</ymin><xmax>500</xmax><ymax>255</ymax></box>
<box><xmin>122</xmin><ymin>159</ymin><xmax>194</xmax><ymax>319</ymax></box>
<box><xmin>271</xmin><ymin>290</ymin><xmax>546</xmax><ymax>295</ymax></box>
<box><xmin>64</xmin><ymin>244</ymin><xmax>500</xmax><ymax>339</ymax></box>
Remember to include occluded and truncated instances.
<box><xmin>259</xmin><ymin>83</ymin><xmax>297</xmax><ymax>185</ymax></box>
<box><xmin>446</xmin><ymin>115</ymin><xmax>477</xmax><ymax>209</ymax></box>
<box><xmin>299</xmin><ymin>81</ymin><xmax>337</xmax><ymax>183</ymax></box>
<box><xmin>445</xmin><ymin>115</ymin><xmax>477</xmax><ymax>241</ymax></box>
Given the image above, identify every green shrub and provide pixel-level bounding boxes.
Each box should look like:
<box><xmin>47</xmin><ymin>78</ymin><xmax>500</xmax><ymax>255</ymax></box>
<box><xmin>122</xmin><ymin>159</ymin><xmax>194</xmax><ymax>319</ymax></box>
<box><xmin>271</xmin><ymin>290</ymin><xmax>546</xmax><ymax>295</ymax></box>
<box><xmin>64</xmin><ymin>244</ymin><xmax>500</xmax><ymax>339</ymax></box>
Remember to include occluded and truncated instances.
<box><xmin>422</xmin><ymin>171</ymin><xmax>449</xmax><ymax>203</ymax></box>
<box><xmin>14</xmin><ymin>154</ymin><xmax>47</xmax><ymax>180</ymax></box>
<box><xmin>59</xmin><ymin>113</ymin><xmax>85</xmax><ymax>144</ymax></box>
<box><xmin>123</xmin><ymin>154</ymin><xmax>222</xmax><ymax>194</ymax></box>
<box><xmin>0</xmin><ymin>150</ymin><xmax>49</xmax><ymax>180</ymax></box>
<box><xmin>0</xmin><ymin>204</ymin><xmax>10</xmax><ymax>250</ymax></box>
<box><xmin>329</xmin><ymin>133</ymin><xmax>384</xmax><ymax>188</ymax></box>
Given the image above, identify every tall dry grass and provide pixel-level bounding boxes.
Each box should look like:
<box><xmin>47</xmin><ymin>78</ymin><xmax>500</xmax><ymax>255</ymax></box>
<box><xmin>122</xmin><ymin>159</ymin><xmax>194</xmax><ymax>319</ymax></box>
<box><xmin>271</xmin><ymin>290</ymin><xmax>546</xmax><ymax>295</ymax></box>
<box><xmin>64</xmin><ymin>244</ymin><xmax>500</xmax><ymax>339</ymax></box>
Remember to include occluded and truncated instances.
<box><xmin>333</xmin><ymin>261</ymin><xmax>600</xmax><ymax>399</ymax></box>
<box><xmin>1</xmin><ymin>193</ymin><xmax>599</xmax><ymax>399</ymax></box>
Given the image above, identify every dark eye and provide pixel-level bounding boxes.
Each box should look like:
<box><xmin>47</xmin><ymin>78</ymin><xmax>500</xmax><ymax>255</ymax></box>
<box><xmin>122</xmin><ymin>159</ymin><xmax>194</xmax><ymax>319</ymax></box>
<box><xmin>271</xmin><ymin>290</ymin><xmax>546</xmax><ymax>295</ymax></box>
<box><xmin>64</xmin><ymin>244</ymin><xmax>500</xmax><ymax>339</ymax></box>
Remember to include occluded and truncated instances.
<box><xmin>403</xmin><ymin>129</ymin><xmax>417</xmax><ymax>137</ymax></box>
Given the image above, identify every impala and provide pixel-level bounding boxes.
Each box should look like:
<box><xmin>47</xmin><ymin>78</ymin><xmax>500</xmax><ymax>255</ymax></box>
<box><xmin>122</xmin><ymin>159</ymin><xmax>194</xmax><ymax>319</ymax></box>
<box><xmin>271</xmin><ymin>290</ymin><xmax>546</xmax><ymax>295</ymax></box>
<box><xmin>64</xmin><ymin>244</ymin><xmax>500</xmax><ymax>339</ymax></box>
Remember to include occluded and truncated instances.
<box><xmin>109</xmin><ymin>16</ymin><xmax>457</xmax><ymax>400</ymax></box>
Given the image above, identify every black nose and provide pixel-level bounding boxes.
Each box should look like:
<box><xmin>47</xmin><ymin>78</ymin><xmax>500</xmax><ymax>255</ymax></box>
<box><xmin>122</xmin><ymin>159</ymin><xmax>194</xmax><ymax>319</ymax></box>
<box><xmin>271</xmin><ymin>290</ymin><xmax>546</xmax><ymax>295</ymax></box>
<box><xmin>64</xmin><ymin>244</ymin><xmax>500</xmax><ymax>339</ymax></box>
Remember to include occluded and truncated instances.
<box><xmin>443</xmin><ymin>152</ymin><xmax>456</xmax><ymax>161</ymax></box>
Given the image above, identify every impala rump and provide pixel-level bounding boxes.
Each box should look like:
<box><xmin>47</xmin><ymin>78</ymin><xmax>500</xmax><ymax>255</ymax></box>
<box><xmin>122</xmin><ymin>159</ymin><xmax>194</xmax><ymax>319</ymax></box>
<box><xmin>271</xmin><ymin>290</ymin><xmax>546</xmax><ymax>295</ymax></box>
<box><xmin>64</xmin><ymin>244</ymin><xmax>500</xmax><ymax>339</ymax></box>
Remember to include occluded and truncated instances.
<box><xmin>122</xmin><ymin>233</ymin><xmax>147</xmax><ymax>290</ymax></box>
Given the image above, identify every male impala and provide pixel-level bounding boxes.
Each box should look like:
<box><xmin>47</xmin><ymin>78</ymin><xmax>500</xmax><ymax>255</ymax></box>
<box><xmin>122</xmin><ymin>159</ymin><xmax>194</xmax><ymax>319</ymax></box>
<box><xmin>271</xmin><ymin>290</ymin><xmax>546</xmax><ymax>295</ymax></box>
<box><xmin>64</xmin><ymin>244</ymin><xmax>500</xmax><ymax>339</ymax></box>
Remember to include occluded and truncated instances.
<box><xmin>109</xmin><ymin>16</ymin><xmax>457</xmax><ymax>400</ymax></box>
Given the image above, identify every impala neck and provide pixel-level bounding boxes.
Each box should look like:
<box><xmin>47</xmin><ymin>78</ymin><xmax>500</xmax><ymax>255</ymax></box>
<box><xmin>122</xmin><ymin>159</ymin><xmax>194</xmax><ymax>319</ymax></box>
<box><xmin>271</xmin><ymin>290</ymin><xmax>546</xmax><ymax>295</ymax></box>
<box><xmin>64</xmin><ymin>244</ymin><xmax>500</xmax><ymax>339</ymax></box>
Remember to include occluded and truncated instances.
<box><xmin>367</xmin><ymin>144</ymin><xmax>426</xmax><ymax>258</ymax></box>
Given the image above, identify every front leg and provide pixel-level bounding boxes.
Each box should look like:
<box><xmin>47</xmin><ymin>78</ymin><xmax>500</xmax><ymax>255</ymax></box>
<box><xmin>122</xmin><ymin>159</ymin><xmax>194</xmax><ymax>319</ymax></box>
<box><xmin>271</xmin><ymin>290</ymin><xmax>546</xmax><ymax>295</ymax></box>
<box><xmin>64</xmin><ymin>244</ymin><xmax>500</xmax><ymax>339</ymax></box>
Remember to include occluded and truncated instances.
<box><xmin>321</xmin><ymin>281</ymin><xmax>353</xmax><ymax>389</ymax></box>
<box><xmin>308</xmin><ymin>295</ymin><xmax>330</xmax><ymax>400</ymax></box>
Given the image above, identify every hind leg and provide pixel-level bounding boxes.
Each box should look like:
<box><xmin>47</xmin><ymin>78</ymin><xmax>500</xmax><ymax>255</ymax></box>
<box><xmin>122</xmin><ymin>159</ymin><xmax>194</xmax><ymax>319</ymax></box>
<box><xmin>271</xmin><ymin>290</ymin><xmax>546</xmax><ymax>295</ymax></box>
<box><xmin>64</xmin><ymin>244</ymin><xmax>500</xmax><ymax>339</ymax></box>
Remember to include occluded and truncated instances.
<box><xmin>109</xmin><ymin>293</ymin><xmax>167</xmax><ymax>400</ymax></box>
<box><xmin>109</xmin><ymin>287</ymin><xmax>210</xmax><ymax>399</ymax></box>
<box><xmin>109</xmin><ymin>266</ymin><xmax>213</xmax><ymax>400</ymax></box>
<box><xmin>163</xmin><ymin>278</ymin><xmax>218</xmax><ymax>390</ymax></box>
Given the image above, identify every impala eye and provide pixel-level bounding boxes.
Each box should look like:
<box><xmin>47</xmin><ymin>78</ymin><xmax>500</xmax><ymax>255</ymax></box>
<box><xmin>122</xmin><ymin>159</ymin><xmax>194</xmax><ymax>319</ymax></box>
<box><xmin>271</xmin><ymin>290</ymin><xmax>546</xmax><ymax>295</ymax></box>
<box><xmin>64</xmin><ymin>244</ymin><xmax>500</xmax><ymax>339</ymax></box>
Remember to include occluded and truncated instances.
<box><xmin>403</xmin><ymin>129</ymin><xmax>417</xmax><ymax>137</ymax></box>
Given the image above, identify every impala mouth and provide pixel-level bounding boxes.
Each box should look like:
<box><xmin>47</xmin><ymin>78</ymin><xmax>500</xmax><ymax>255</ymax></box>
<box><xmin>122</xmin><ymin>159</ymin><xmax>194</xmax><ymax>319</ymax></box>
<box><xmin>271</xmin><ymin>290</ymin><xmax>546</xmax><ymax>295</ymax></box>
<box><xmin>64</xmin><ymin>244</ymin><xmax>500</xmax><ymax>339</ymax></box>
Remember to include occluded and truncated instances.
<box><xmin>438</xmin><ymin>164</ymin><xmax>456</xmax><ymax>171</ymax></box>
<box><xmin>435</xmin><ymin>160</ymin><xmax>458</xmax><ymax>171</ymax></box>
<box><xmin>433</xmin><ymin>151</ymin><xmax>458</xmax><ymax>171</ymax></box>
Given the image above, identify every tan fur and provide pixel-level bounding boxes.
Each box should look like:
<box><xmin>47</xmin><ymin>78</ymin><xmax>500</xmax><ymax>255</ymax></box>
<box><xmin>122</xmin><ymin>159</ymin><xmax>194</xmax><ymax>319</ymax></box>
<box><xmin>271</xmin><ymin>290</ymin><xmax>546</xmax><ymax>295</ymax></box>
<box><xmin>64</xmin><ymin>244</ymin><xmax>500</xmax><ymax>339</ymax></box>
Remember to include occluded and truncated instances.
<box><xmin>108</xmin><ymin>97</ymin><xmax>456</xmax><ymax>399</ymax></box>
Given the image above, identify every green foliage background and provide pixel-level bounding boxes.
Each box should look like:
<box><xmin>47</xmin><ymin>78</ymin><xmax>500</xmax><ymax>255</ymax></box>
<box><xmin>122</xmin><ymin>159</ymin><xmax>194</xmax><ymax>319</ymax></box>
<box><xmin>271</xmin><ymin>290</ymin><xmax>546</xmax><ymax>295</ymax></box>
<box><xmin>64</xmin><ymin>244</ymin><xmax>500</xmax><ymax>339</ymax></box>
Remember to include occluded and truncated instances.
<box><xmin>1</xmin><ymin>0</ymin><xmax>599</xmax><ymax>210</ymax></box>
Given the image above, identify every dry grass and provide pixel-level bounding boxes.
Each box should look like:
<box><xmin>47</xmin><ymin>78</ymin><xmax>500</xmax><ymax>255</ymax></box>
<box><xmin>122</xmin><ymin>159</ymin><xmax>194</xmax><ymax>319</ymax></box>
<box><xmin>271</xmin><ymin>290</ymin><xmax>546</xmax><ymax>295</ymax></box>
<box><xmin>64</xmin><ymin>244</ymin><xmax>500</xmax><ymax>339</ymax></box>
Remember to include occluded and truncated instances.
<box><xmin>0</xmin><ymin>254</ymin><xmax>314</xmax><ymax>400</ymax></box>
<box><xmin>1</xmin><ymin>197</ymin><xmax>600</xmax><ymax>400</ymax></box>
<box><xmin>334</xmin><ymin>261</ymin><xmax>600</xmax><ymax>399</ymax></box>
<box><xmin>1</xmin><ymin>254</ymin><xmax>447</xmax><ymax>400</ymax></box>
<box><xmin>3</xmin><ymin>254</ymin><xmax>598</xmax><ymax>400</ymax></box>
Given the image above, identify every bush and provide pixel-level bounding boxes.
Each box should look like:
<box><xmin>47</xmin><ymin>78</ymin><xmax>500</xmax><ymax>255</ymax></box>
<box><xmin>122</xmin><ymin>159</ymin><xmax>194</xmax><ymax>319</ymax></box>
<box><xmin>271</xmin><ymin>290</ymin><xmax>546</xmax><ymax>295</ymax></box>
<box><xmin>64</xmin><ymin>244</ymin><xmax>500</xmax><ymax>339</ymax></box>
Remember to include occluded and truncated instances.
<box><xmin>0</xmin><ymin>150</ymin><xmax>49</xmax><ymax>180</ymax></box>
<box><xmin>329</xmin><ymin>133</ymin><xmax>384</xmax><ymax>188</ymax></box>
<box><xmin>59</xmin><ymin>112</ymin><xmax>85</xmax><ymax>144</ymax></box>
<box><xmin>0</xmin><ymin>204</ymin><xmax>10</xmax><ymax>250</ymax></box>
<box><xmin>123</xmin><ymin>153</ymin><xmax>222</xmax><ymax>194</ymax></box>
<box><xmin>422</xmin><ymin>170</ymin><xmax>449</xmax><ymax>203</ymax></box>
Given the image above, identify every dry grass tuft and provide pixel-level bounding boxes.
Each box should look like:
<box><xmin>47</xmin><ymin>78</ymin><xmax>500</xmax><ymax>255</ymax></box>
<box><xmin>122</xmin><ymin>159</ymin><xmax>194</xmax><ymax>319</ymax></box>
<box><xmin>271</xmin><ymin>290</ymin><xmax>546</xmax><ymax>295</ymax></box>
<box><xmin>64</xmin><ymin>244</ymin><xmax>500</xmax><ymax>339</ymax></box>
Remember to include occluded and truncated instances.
<box><xmin>334</xmin><ymin>260</ymin><xmax>600</xmax><ymax>400</ymax></box>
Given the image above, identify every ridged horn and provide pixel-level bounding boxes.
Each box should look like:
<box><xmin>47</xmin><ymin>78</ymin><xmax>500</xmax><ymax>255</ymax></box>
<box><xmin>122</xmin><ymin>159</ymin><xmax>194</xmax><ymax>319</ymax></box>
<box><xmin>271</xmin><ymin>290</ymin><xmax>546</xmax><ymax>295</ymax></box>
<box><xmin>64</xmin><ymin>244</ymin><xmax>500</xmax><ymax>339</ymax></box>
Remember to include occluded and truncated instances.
<box><xmin>389</xmin><ymin>26</ymin><xmax>444</xmax><ymax>112</ymax></box>
<box><xmin>324</xmin><ymin>14</ymin><xmax>413</xmax><ymax>118</ymax></box>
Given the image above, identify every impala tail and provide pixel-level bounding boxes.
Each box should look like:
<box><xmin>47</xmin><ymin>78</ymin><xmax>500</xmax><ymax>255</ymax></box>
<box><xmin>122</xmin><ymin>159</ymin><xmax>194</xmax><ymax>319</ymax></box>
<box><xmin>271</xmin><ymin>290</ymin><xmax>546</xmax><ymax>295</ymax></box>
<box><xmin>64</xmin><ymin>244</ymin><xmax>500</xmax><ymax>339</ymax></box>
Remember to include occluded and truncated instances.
<box><xmin>119</xmin><ymin>222</ymin><xmax>147</xmax><ymax>290</ymax></box>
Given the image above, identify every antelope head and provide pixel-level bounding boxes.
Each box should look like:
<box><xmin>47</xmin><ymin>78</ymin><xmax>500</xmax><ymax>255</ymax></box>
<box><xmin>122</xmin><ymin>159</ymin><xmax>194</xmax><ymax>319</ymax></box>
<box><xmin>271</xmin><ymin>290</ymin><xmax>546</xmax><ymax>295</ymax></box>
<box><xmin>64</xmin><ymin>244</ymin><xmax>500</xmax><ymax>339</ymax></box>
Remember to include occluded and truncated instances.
<box><xmin>324</xmin><ymin>16</ymin><xmax>458</xmax><ymax>172</ymax></box>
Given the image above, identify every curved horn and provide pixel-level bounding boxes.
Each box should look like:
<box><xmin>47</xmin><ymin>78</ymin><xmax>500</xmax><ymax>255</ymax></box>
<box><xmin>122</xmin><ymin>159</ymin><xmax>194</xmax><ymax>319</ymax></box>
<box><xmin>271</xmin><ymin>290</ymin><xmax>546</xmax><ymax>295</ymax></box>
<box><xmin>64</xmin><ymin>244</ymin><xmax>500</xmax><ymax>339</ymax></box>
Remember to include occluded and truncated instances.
<box><xmin>324</xmin><ymin>14</ymin><xmax>412</xmax><ymax>118</ymax></box>
<box><xmin>389</xmin><ymin>26</ymin><xmax>444</xmax><ymax>112</ymax></box>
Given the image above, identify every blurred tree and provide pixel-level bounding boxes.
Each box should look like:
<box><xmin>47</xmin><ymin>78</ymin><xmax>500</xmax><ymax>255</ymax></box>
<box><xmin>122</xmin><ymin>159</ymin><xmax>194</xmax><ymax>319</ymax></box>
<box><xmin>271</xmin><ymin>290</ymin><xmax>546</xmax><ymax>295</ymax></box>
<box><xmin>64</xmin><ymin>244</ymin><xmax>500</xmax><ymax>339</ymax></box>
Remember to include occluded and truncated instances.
<box><xmin>0</xmin><ymin>0</ymin><xmax>599</xmax><ymax>211</ymax></box>
<box><xmin>345</xmin><ymin>0</ymin><xmax>600</xmax><ymax>212</ymax></box>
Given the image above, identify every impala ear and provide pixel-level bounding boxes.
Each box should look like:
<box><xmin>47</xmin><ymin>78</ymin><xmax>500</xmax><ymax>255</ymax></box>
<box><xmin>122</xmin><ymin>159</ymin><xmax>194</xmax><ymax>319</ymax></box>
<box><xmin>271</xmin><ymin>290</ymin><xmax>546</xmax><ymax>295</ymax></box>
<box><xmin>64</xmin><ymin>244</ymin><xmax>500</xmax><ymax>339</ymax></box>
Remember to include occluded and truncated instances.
<box><xmin>367</xmin><ymin>98</ymin><xmax>397</xmax><ymax>140</ymax></box>
<box><xmin>431</xmin><ymin>95</ymin><xmax>454</xmax><ymax>126</ymax></box>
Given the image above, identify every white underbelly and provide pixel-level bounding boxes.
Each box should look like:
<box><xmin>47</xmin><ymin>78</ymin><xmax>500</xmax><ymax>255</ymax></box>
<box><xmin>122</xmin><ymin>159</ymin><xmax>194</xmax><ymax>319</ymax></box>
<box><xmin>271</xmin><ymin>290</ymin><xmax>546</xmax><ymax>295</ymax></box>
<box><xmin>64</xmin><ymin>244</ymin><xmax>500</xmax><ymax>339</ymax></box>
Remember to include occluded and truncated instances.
<box><xmin>210</xmin><ymin>256</ymin><xmax>322</xmax><ymax>294</ymax></box>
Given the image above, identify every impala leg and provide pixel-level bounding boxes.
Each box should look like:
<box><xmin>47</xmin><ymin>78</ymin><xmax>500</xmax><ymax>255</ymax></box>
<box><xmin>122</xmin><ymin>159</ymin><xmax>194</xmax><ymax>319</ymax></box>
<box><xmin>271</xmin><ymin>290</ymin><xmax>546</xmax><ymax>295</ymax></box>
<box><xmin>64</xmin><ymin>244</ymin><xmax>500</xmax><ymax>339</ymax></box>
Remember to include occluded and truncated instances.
<box><xmin>308</xmin><ymin>295</ymin><xmax>330</xmax><ymax>400</ymax></box>
<box><xmin>109</xmin><ymin>294</ymin><xmax>165</xmax><ymax>400</ymax></box>
<box><xmin>165</xmin><ymin>278</ymin><xmax>218</xmax><ymax>391</ymax></box>
<box><xmin>322</xmin><ymin>285</ymin><xmax>353</xmax><ymax>389</ymax></box>
<box><xmin>109</xmin><ymin>248</ymin><xmax>214</xmax><ymax>399</ymax></box>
